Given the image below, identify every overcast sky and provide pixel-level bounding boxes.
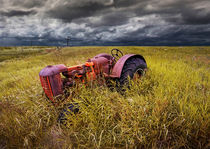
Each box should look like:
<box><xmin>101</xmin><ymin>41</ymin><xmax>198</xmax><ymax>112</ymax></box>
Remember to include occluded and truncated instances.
<box><xmin>0</xmin><ymin>0</ymin><xmax>210</xmax><ymax>46</ymax></box>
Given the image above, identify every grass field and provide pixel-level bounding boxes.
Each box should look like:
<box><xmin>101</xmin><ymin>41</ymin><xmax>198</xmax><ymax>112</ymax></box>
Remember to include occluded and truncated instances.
<box><xmin>0</xmin><ymin>46</ymin><xmax>209</xmax><ymax>148</ymax></box>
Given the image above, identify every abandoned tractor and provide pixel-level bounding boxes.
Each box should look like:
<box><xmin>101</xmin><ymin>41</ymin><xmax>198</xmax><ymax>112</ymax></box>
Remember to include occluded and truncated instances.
<box><xmin>39</xmin><ymin>49</ymin><xmax>147</xmax><ymax>105</ymax></box>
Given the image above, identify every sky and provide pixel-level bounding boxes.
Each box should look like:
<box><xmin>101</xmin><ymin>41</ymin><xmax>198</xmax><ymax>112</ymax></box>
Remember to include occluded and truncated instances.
<box><xmin>0</xmin><ymin>0</ymin><xmax>210</xmax><ymax>46</ymax></box>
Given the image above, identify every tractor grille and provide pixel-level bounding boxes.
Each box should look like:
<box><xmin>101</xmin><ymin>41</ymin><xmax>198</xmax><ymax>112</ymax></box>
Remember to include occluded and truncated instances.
<box><xmin>40</xmin><ymin>76</ymin><xmax>54</xmax><ymax>102</ymax></box>
<box><xmin>49</xmin><ymin>74</ymin><xmax>63</xmax><ymax>97</ymax></box>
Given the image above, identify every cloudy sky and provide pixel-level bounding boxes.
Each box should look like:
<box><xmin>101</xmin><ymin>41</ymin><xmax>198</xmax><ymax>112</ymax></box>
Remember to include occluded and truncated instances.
<box><xmin>0</xmin><ymin>0</ymin><xmax>210</xmax><ymax>46</ymax></box>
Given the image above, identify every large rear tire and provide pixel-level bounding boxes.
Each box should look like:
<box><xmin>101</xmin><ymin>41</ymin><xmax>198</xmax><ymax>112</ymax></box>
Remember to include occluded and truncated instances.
<box><xmin>118</xmin><ymin>57</ymin><xmax>147</xmax><ymax>89</ymax></box>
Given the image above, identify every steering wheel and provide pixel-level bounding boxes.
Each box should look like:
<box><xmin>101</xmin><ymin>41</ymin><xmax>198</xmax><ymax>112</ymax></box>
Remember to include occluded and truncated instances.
<box><xmin>111</xmin><ymin>49</ymin><xmax>123</xmax><ymax>61</ymax></box>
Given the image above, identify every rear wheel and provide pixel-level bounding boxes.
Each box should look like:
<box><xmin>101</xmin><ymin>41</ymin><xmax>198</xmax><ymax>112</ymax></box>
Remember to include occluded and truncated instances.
<box><xmin>118</xmin><ymin>57</ymin><xmax>147</xmax><ymax>89</ymax></box>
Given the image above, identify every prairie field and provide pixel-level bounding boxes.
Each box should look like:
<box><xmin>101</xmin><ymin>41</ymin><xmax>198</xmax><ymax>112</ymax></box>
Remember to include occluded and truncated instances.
<box><xmin>0</xmin><ymin>46</ymin><xmax>209</xmax><ymax>149</ymax></box>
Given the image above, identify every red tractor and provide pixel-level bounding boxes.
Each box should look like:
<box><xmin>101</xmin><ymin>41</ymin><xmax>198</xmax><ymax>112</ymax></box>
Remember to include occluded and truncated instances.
<box><xmin>39</xmin><ymin>49</ymin><xmax>147</xmax><ymax>105</ymax></box>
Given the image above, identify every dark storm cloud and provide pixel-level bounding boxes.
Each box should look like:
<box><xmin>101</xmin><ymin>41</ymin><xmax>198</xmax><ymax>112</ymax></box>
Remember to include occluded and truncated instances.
<box><xmin>111</xmin><ymin>24</ymin><xmax>210</xmax><ymax>46</ymax></box>
<box><xmin>98</xmin><ymin>13</ymin><xmax>129</xmax><ymax>26</ymax></box>
<box><xmin>46</xmin><ymin>0</ymin><xmax>210</xmax><ymax>26</ymax></box>
<box><xmin>132</xmin><ymin>0</ymin><xmax>210</xmax><ymax>25</ymax></box>
<box><xmin>0</xmin><ymin>0</ymin><xmax>210</xmax><ymax>46</ymax></box>
<box><xmin>113</xmin><ymin>0</ymin><xmax>143</xmax><ymax>8</ymax></box>
<box><xmin>85</xmin><ymin>11</ymin><xmax>132</xmax><ymax>27</ymax></box>
<box><xmin>47</xmin><ymin>1</ymin><xmax>113</xmax><ymax>22</ymax></box>
<box><xmin>47</xmin><ymin>0</ymin><xmax>148</xmax><ymax>23</ymax></box>
<box><xmin>0</xmin><ymin>10</ymin><xmax>36</xmax><ymax>17</ymax></box>
<box><xmin>181</xmin><ymin>8</ymin><xmax>210</xmax><ymax>25</ymax></box>
<box><xmin>10</xmin><ymin>0</ymin><xmax>45</xmax><ymax>9</ymax></box>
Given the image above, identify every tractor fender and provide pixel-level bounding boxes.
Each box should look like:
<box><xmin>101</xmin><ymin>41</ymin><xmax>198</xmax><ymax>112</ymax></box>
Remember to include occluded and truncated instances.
<box><xmin>110</xmin><ymin>54</ymin><xmax>146</xmax><ymax>78</ymax></box>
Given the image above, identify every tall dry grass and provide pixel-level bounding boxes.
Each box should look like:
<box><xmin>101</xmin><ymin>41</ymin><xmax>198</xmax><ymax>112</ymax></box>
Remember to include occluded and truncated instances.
<box><xmin>0</xmin><ymin>46</ymin><xmax>209</xmax><ymax>148</ymax></box>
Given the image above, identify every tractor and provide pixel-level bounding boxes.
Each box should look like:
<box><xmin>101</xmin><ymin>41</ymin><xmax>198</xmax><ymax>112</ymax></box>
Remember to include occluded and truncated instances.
<box><xmin>39</xmin><ymin>49</ymin><xmax>147</xmax><ymax>103</ymax></box>
<box><xmin>39</xmin><ymin>49</ymin><xmax>147</xmax><ymax>121</ymax></box>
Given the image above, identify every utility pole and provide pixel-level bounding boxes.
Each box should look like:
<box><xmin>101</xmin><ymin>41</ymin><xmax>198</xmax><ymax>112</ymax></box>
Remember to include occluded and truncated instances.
<box><xmin>66</xmin><ymin>36</ymin><xmax>70</xmax><ymax>46</ymax></box>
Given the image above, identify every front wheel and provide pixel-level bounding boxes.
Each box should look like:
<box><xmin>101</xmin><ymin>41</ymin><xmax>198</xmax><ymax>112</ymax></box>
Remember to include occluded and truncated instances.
<box><xmin>118</xmin><ymin>57</ymin><xmax>147</xmax><ymax>88</ymax></box>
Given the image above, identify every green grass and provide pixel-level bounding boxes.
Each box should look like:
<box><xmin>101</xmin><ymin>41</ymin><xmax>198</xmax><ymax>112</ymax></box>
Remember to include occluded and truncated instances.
<box><xmin>0</xmin><ymin>46</ymin><xmax>209</xmax><ymax>148</ymax></box>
